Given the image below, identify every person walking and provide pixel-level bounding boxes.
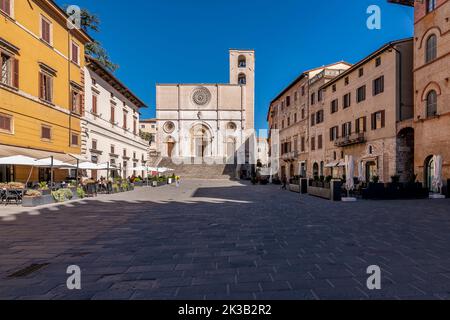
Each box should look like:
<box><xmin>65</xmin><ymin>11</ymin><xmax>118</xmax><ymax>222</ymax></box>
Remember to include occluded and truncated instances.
<box><xmin>281</xmin><ymin>175</ymin><xmax>287</xmax><ymax>190</ymax></box>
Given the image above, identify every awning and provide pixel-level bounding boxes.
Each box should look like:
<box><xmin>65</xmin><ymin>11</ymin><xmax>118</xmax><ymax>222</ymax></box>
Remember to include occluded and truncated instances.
<box><xmin>325</xmin><ymin>161</ymin><xmax>338</xmax><ymax>168</ymax></box>
<box><xmin>78</xmin><ymin>162</ymin><xmax>116</xmax><ymax>170</ymax></box>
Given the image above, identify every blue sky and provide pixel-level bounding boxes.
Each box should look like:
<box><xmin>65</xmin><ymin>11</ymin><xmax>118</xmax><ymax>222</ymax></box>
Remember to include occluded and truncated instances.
<box><xmin>57</xmin><ymin>0</ymin><xmax>414</xmax><ymax>130</ymax></box>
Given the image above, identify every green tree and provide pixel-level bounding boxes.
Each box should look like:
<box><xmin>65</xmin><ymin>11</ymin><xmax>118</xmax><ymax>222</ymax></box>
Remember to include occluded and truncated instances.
<box><xmin>64</xmin><ymin>5</ymin><xmax>118</xmax><ymax>72</ymax></box>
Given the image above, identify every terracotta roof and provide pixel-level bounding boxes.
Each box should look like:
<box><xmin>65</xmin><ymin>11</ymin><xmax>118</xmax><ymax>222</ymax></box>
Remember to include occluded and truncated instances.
<box><xmin>86</xmin><ymin>56</ymin><xmax>148</xmax><ymax>109</ymax></box>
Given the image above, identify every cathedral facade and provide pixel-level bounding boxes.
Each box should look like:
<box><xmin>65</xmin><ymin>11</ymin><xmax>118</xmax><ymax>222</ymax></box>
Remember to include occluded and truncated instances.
<box><xmin>156</xmin><ymin>50</ymin><xmax>255</xmax><ymax>163</ymax></box>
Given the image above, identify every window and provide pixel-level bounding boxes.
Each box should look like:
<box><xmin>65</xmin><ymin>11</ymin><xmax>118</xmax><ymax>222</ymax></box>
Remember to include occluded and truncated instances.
<box><xmin>426</xmin><ymin>0</ymin><xmax>436</xmax><ymax>13</ymax></box>
<box><xmin>123</xmin><ymin>149</ymin><xmax>127</xmax><ymax>157</ymax></box>
<box><xmin>375</xmin><ymin>57</ymin><xmax>381</xmax><ymax>67</ymax></box>
<box><xmin>344</xmin><ymin>77</ymin><xmax>349</xmax><ymax>86</ymax></box>
<box><xmin>294</xmin><ymin>92</ymin><xmax>298</xmax><ymax>101</ymax></box>
<box><xmin>343</xmin><ymin>93</ymin><xmax>351</xmax><ymax>109</ymax></box>
<box><xmin>301</xmin><ymin>86</ymin><xmax>305</xmax><ymax>96</ymax></box>
<box><xmin>332</xmin><ymin>84</ymin><xmax>336</xmax><ymax>92</ymax></box>
<box><xmin>110</xmin><ymin>145</ymin><xmax>115</xmax><ymax>154</ymax></box>
<box><xmin>133</xmin><ymin>152</ymin><xmax>137</xmax><ymax>160</ymax></box>
<box><xmin>316</xmin><ymin>110</ymin><xmax>324</xmax><ymax>124</ymax></box>
<box><xmin>331</xmin><ymin>99</ymin><xmax>338</xmax><ymax>113</ymax></box>
<box><xmin>71</xmin><ymin>133</ymin><xmax>79</xmax><ymax>146</ymax></box>
<box><xmin>238</xmin><ymin>55</ymin><xmax>246</xmax><ymax>68</ymax></box>
<box><xmin>71</xmin><ymin>89</ymin><xmax>81</xmax><ymax>114</ymax></box>
<box><xmin>426</xmin><ymin>90</ymin><xmax>437</xmax><ymax>117</ymax></box>
<box><xmin>318</xmin><ymin>89</ymin><xmax>323</xmax><ymax>102</ymax></box>
<box><xmin>41</xmin><ymin>16</ymin><xmax>52</xmax><ymax>45</ymax></box>
<box><xmin>355</xmin><ymin>117</ymin><xmax>367</xmax><ymax>133</ymax></box>
<box><xmin>342</xmin><ymin>122</ymin><xmax>352</xmax><ymax>137</ymax></box>
<box><xmin>373</xmin><ymin>76</ymin><xmax>384</xmax><ymax>96</ymax></box>
<box><xmin>41</xmin><ymin>125</ymin><xmax>51</xmax><ymax>140</ymax></box>
<box><xmin>310</xmin><ymin>114</ymin><xmax>315</xmax><ymax>126</ymax></box>
<box><xmin>357</xmin><ymin>85</ymin><xmax>366</xmax><ymax>103</ymax></box>
<box><xmin>0</xmin><ymin>113</ymin><xmax>12</xmax><ymax>133</ymax></box>
<box><xmin>311</xmin><ymin>92</ymin><xmax>315</xmax><ymax>105</ymax></box>
<box><xmin>301</xmin><ymin>108</ymin><xmax>305</xmax><ymax>119</ymax></box>
<box><xmin>238</xmin><ymin>73</ymin><xmax>246</xmax><ymax>85</ymax></box>
<box><xmin>1</xmin><ymin>52</ymin><xmax>18</xmax><ymax>88</ymax></box>
<box><xmin>92</xmin><ymin>94</ymin><xmax>98</xmax><ymax>114</ymax></box>
<box><xmin>71</xmin><ymin>41</ymin><xmax>79</xmax><ymax>65</ymax></box>
<box><xmin>286</xmin><ymin>96</ymin><xmax>290</xmax><ymax>107</ymax></box>
<box><xmin>110</xmin><ymin>105</ymin><xmax>115</xmax><ymax>124</ymax></box>
<box><xmin>287</xmin><ymin>116</ymin><xmax>290</xmax><ymax>127</ymax></box>
<box><xmin>39</xmin><ymin>72</ymin><xmax>53</xmax><ymax>103</ymax></box>
<box><xmin>123</xmin><ymin>111</ymin><xmax>128</xmax><ymax>129</ymax></box>
<box><xmin>425</xmin><ymin>35</ymin><xmax>437</xmax><ymax>63</ymax></box>
<box><xmin>301</xmin><ymin>137</ymin><xmax>305</xmax><ymax>152</ymax></box>
<box><xmin>294</xmin><ymin>113</ymin><xmax>297</xmax><ymax>123</ymax></box>
<box><xmin>330</xmin><ymin>126</ymin><xmax>339</xmax><ymax>141</ymax></box>
<box><xmin>92</xmin><ymin>139</ymin><xmax>97</xmax><ymax>150</ymax></box>
<box><xmin>371</xmin><ymin>110</ymin><xmax>385</xmax><ymax>130</ymax></box>
<box><xmin>133</xmin><ymin>118</ymin><xmax>137</xmax><ymax>135</ymax></box>
<box><xmin>0</xmin><ymin>0</ymin><xmax>11</xmax><ymax>16</ymax></box>
<box><xmin>359</xmin><ymin>68</ymin><xmax>364</xmax><ymax>77</ymax></box>
<box><xmin>318</xmin><ymin>135</ymin><xmax>323</xmax><ymax>150</ymax></box>
<box><xmin>281</xmin><ymin>120</ymin><xmax>284</xmax><ymax>129</ymax></box>
<box><xmin>311</xmin><ymin>137</ymin><xmax>315</xmax><ymax>151</ymax></box>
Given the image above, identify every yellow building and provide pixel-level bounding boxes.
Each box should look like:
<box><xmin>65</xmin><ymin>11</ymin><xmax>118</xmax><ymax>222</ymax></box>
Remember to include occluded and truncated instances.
<box><xmin>0</xmin><ymin>0</ymin><xmax>92</xmax><ymax>183</ymax></box>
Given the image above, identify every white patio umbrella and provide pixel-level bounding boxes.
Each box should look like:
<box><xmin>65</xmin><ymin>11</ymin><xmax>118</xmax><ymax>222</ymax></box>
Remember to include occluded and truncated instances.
<box><xmin>157</xmin><ymin>167</ymin><xmax>174</xmax><ymax>173</ymax></box>
<box><xmin>34</xmin><ymin>157</ymin><xmax>76</xmax><ymax>168</ymax></box>
<box><xmin>358</xmin><ymin>161</ymin><xmax>364</xmax><ymax>182</ymax></box>
<box><xmin>0</xmin><ymin>155</ymin><xmax>38</xmax><ymax>165</ymax></box>
<box><xmin>432</xmin><ymin>155</ymin><xmax>443</xmax><ymax>194</ymax></box>
<box><xmin>343</xmin><ymin>155</ymin><xmax>357</xmax><ymax>202</ymax></box>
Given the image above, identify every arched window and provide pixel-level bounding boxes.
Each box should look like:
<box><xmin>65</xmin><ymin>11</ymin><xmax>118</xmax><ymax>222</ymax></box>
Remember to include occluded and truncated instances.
<box><xmin>238</xmin><ymin>55</ymin><xmax>246</xmax><ymax>68</ymax></box>
<box><xmin>238</xmin><ymin>73</ymin><xmax>246</xmax><ymax>85</ymax></box>
<box><xmin>313</xmin><ymin>163</ymin><xmax>319</xmax><ymax>178</ymax></box>
<box><xmin>425</xmin><ymin>34</ymin><xmax>437</xmax><ymax>63</ymax></box>
<box><xmin>426</xmin><ymin>90</ymin><xmax>437</xmax><ymax>117</ymax></box>
<box><xmin>426</xmin><ymin>0</ymin><xmax>436</xmax><ymax>13</ymax></box>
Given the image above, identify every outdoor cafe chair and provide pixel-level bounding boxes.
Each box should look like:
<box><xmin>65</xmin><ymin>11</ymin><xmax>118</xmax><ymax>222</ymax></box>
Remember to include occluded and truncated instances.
<box><xmin>4</xmin><ymin>189</ymin><xmax>24</xmax><ymax>206</ymax></box>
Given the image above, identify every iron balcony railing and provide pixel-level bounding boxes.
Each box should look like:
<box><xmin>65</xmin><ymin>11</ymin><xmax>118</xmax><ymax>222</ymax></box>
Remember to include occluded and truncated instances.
<box><xmin>334</xmin><ymin>132</ymin><xmax>365</xmax><ymax>147</ymax></box>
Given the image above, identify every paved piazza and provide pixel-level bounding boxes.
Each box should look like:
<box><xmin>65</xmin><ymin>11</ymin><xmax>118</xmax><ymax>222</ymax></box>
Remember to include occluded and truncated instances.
<box><xmin>1</xmin><ymin>179</ymin><xmax>450</xmax><ymax>300</ymax></box>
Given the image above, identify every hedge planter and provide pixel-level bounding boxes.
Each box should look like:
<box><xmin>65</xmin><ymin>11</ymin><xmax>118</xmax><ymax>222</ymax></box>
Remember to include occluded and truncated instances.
<box><xmin>308</xmin><ymin>180</ymin><xmax>342</xmax><ymax>201</ymax></box>
<box><xmin>289</xmin><ymin>183</ymin><xmax>300</xmax><ymax>193</ymax></box>
<box><xmin>39</xmin><ymin>189</ymin><xmax>51</xmax><ymax>196</ymax></box>
<box><xmin>22</xmin><ymin>194</ymin><xmax>54</xmax><ymax>207</ymax></box>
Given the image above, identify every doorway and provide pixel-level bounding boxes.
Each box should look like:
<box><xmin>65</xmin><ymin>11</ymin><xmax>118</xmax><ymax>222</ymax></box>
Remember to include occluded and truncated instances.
<box><xmin>366</xmin><ymin>161</ymin><xmax>377</xmax><ymax>183</ymax></box>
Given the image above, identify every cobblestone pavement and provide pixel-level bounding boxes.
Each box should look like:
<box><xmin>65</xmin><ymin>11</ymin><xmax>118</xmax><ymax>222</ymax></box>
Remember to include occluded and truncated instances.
<box><xmin>1</xmin><ymin>179</ymin><xmax>450</xmax><ymax>300</ymax></box>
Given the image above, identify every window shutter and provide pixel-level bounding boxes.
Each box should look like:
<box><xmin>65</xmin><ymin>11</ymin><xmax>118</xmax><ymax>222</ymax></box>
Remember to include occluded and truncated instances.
<box><xmin>355</xmin><ymin>119</ymin><xmax>360</xmax><ymax>133</ymax></box>
<box><xmin>381</xmin><ymin>110</ymin><xmax>385</xmax><ymax>128</ymax></box>
<box><xmin>363</xmin><ymin>116</ymin><xmax>367</xmax><ymax>132</ymax></box>
<box><xmin>330</xmin><ymin>128</ymin><xmax>333</xmax><ymax>141</ymax></box>
<box><xmin>39</xmin><ymin>73</ymin><xmax>43</xmax><ymax>99</ymax></box>
<box><xmin>371</xmin><ymin>113</ymin><xmax>376</xmax><ymax>130</ymax></box>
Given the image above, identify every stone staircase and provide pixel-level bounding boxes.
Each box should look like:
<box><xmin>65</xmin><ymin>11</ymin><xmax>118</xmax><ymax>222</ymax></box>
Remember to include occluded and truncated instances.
<box><xmin>156</xmin><ymin>157</ymin><xmax>238</xmax><ymax>180</ymax></box>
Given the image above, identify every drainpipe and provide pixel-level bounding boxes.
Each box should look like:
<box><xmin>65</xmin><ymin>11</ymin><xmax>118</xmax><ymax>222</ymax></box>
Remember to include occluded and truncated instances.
<box><xmin>389</xmin><ymin>44</ymin><xmax>403</xmax><ymax>121</ymax></box>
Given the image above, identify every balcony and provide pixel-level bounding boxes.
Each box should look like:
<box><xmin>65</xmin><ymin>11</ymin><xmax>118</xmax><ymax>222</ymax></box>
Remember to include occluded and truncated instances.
<box><xmin>334</xmin><ymin>133</ymin><xmax>365</xmax><ymax>147</ymax></box>
<box><xmin>282</xmin><ymin>151</ymin><xmax>299</xmax><ymax>161</ymax></box>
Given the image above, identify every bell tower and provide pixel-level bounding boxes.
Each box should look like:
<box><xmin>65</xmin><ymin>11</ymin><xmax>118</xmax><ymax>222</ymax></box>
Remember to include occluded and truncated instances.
<box><xmin>229</xmin><ymin>49</ymin><xmax>255</xmax><ymax>130</ymax></box>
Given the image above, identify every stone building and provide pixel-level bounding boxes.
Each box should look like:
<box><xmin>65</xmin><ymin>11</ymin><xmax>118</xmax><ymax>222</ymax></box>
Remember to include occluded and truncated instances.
<box><xmin>411</xmin><ymin>0</ymin><xmax>449</xmax><ymax>189</ymax></box>
<box><xmin>139</xmin><ymin>118</ymin><xmax>158</xmax><ymax>156</ymax></box>
<box><xmin>156</xmin><ymin>49</ymin><xmax>255</xmax><ymax>164</ymax></box>
<box><xmin>321</xmin><ymin>38</ymin><xmax>414</xmax><ymax>183</ymax></box>
<box><xmin>267</xmin><ymin>62</ymin><xmax>351</xmax><ymax>179</ymax></box>
<box><xmin>83</xmin><ymin>57</ymin><xmax>149</xmax><ymax>179</ymax></box>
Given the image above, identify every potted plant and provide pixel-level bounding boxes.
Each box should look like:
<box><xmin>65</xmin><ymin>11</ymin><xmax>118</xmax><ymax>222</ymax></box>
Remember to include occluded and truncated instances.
<box><xmin>22</xmin><ymin>190</ymin><xmax>43</xmax><ymax>207</ymax></box>
<box><xmin>51</xmin><ymin>188</ymin><xmax>73</xmax><ymax>203</ymax></box>
<box><xmin>76</xmin><ymin>187</ymin><xmax>86</xmax><ymax>199</ymax></box>
<box><xmin>38</xmin><ymin>181</ymin><xmax>50</xmax><ymax>195</ymax></box>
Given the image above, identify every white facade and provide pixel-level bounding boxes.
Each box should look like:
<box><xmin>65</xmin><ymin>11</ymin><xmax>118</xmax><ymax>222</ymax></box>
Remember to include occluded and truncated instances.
<box><xmin>83</xmin><ymin>60</ymin><xmax>149</xmax><ymax>178</ymax></box>
<box><xmin>156</xmin><ymin>50</ymin><xmax>255</xmax><ymax>162</ymax></box>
